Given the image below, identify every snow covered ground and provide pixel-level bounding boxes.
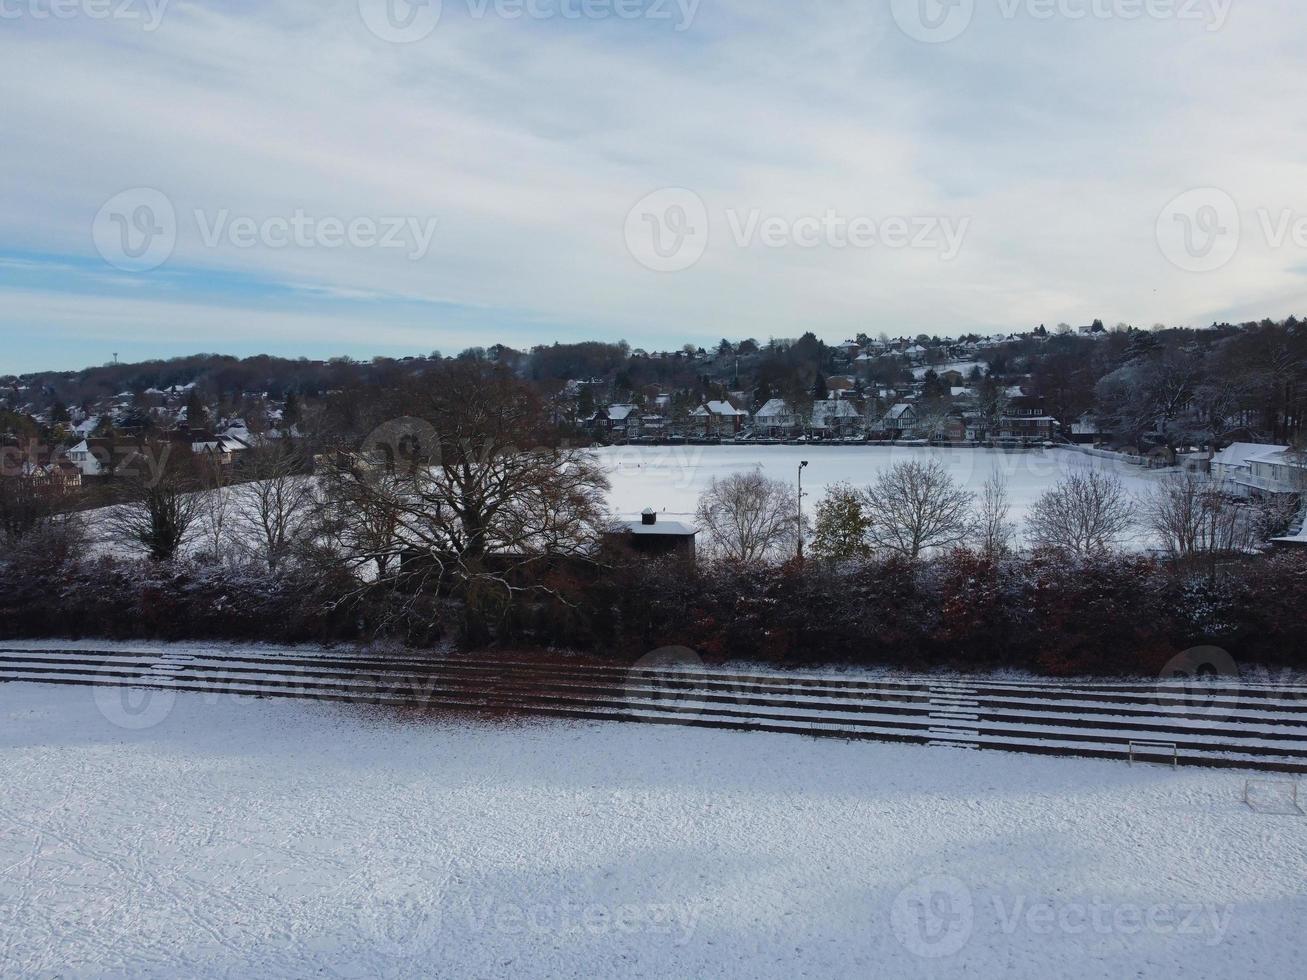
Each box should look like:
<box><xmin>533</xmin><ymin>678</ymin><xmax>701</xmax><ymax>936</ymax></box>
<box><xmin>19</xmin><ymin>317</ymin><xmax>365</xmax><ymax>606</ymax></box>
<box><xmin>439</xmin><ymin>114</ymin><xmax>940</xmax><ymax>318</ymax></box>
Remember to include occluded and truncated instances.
<box><xmin>599</xmin><ymin>444</ymin><xmax>1161</xmax><ymax>543</ymax></box>
<box><xmin>2</xmin><ymin>680</ymin><xmax>1304</xmax><ymax>978</ymax></box>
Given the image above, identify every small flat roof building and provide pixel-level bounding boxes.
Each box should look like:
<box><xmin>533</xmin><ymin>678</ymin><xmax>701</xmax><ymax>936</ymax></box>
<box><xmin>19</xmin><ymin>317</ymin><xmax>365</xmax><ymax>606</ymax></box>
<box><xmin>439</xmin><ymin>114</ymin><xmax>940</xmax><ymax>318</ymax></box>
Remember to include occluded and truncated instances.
<box><xmin>607</xmin><ymin>509</ymin><xmax>697</xmax><ymax>559</ymax></box>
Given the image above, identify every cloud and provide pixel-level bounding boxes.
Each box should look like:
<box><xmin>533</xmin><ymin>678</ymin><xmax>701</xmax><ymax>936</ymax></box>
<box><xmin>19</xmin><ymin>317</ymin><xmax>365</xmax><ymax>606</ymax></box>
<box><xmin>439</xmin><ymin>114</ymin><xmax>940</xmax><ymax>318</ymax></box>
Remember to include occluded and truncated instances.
<box><xmin>2</xmin><ymin>0</ymin><xmax>1306</xmax><ymax>371</ymax></box>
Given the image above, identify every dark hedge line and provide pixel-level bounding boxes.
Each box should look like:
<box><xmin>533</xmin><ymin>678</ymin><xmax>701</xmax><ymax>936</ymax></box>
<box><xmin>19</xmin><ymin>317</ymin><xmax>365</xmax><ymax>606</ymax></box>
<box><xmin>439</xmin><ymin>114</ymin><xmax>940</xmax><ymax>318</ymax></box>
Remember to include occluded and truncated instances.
<box><xmin>538</xmin><ymin>550</ymin><xmax>1307</xmax><ymax>676</ymax></box>
<box><xmin>2</xmin><ymin>550</ymin><xmax>1305</xmax><ymax>677</ymax></box>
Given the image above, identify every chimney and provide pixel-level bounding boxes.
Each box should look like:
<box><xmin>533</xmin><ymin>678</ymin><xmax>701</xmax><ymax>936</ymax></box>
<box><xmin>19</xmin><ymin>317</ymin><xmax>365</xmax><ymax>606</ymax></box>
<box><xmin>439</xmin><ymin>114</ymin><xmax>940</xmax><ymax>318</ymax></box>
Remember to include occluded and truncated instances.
<box><xmin>641</xmin><ymin>508</ymin><xmax>657</xmax><ymax>526</ymax></box>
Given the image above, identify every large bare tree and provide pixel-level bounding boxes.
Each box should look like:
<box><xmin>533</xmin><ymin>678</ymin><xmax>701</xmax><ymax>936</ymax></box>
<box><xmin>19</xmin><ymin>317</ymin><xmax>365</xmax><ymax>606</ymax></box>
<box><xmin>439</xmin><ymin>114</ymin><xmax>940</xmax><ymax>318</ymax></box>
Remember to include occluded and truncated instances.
<box><xmin>695</xmin><ymin>469</ymin><xmax>799</xmax><ymax>563</ymax></box>
<box><xmin>861</xmin><ymin>459</ymin><xmax>975</xmax><ymax>559</ymax></box>
<box><xmin>1026</xmin><ymin>469</ymin><xmax>1136</xmax><ymax>556</ymax></box>
<box><xmin>326</xmin><ymin>362</ymin><xmax>610</xmax><ymax>641</ymax></box>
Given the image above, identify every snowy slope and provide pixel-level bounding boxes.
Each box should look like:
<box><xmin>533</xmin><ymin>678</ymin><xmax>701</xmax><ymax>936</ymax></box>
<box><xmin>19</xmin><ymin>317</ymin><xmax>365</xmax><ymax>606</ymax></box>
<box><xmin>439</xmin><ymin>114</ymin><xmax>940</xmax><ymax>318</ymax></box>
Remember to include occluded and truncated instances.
<box><xmin>1</xmin><ymin>683</ymin><xmax>1304</xmax><ymax>978</ymax></box>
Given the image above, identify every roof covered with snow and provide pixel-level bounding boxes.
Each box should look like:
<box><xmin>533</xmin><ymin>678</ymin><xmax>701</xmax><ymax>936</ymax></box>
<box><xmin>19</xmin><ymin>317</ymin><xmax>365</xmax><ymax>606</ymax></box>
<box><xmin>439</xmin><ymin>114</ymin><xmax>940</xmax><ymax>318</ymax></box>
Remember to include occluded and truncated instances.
<box><xmin>1212</xmin><ymin>442</ymin><xmax>1288</xmax><ymax>468</ymax></box>
<box><xmin>755</xmin><ymin>398</ymin><xmax>795</xmax><ymax>419</ymax></box>
<box><xmin>691</xmin><ymin>400</ymin><xmax>748</xmax><ymax>418</ymax></box>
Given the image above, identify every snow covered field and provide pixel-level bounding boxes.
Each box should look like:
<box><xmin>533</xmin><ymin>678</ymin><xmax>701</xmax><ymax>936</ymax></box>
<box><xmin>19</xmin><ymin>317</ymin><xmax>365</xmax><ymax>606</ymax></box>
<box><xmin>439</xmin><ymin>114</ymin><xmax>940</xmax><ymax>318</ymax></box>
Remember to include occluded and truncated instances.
<box><xmin>599</xmin><ymin>444</ymin><xmax>1161</xmax><ymax>537</ymax></box>
<box><xmin>2</xmin><ymin>681</ymin><xmax>1304</xmax><ymax>978</ymax></box>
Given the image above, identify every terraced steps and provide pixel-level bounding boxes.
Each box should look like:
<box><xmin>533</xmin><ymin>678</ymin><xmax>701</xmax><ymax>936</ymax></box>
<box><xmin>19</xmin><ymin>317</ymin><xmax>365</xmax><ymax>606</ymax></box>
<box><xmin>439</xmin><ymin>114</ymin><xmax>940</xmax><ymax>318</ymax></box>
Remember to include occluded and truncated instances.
<box><xmin>3</xmin><ymin>647</ymin><xmax>1306</xmax><ymax>773</ymax></box>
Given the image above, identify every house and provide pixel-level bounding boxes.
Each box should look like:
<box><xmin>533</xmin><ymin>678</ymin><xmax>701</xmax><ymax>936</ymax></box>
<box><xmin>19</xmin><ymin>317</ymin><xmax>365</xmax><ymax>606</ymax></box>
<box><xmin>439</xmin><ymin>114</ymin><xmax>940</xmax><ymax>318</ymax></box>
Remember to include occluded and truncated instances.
<box><xmin>690</xmin><ymin>400</ymin><xmax>749</xmax><ymax>435</ymax></box>
<box><xmin>589</xmin><ymin>404</ymin><xmax>638</xmax><ymax>436</ymax></box>
<box><xmin>10</xmin><ymin>458</ymin><xmax>82</xmax><ymax>491</ymax></box>
<box><xmin>997</xmin><ymin>396</ymin><xmax>1058</xmax><ymax>443</ymax></box>
<box><xmin>881</xmin><ymin>403</ymin><xmax>918</xmax><ymax>434</ymax></box>
<box><xmin>825</xmin><ymin>376</ymin><xmax>858</xmax><ymax>399</ymax></box>
<box><xmin>1210</xmin><ymin>443</ymin><xmax>1297</xmax><ymax>497</ymax></box>
<box><xmin>64</xmin><ymin>439</ymin><xmax>110</xmax><ymax>477</ymax></box>
<box><xmin>636</xmin><ymin>414</ymin><xmax>668</xmax><ymax>438</ymax></box>
<box><xmin>810</xmin><ymin>399</ymin><xmax>863</xmax><ymax>437</ymax></box>
<box><xmin>1229</xmin><ymin>445</ymin><xmax>1306</xmax><ymax>498</ymax></box>
<box><xmin>1070</xmin><ymin>412</ymin><xmax>1102</xmax><ymax>445</ymax></box>
<box><xmin>945</xmin><ymin>411</ymin><xmax>969</xmax><ymax>443</ymax></box>
<box><xmin>754</xmin><ymin>399</ymin><xmax>803</xmax><ymax>437</ymax></box>
<box><xmin>606</xmin><ymin>509</ymin><xmax>697</xmax><ymax>559</ymax></box>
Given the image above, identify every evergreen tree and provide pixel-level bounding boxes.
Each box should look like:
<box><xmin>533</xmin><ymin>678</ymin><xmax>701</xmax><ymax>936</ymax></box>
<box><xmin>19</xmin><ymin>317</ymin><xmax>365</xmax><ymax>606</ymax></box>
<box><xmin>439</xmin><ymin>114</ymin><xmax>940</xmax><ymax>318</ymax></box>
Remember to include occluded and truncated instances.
<box><xmin>185</xmin><ymin>388</ymin><xmax>208</xmax><ymax>430</ymax></box>
<box><xmin>811</xmin><ymin>484</ymin><xmax>872</xmax><ymax>562</ymax></box>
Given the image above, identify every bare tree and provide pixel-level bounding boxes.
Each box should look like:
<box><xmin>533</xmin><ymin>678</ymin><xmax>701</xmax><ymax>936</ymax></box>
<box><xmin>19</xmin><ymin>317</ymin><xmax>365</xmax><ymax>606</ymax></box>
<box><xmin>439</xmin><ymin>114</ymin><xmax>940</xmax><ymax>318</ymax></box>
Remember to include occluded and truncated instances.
<box><xmin>107</xmin><ymin>442</ymin><xmax>203</xmax><ymax>561</ymax></box>
<box><xmin>234</xmin><ymin>444</ymin><xmax>317</xmax><ymax>571</ymax></box>
<box><xmin>0</xmin><ymin>472</ymin><xmax>50</xmax><ymax>547</ymax></box>
<box><xmin>695</xmin><ymin>469</ymin><xmax>798</xmax><ymax>563</ymax></box>
<box><xmin>1143</xmin><ymin>473</ymin><xmax>1252</xmax><ymax>557</ymax></box>
<box><xmin>196</xmin><ymin>453</ymin><xmax>234</xmax><ymax>564</ymax></box>
<box><xmin>0</xmin><ymin>472</ymin><xmax>83</xmax><ymax>563</ymax></box>
<box><xmin>1027</xmin><ymin>469</ymin><xmax>1136</xmax><ymax>555</ymax></box>
<box><xmin>327</xmin><ymin>362</ymin><xmax>610</xmax><ymax>643</ymax></box>
<box><xmin>861</xmin><ymin>460</ymin><xmax>975</xmax><ymax>559</ymax></box>
<box><xmin>976</xmin><ymin>469</ymin><xmax>1016</xmax><ymax>557</ymax></box>
<box><xmin>316</xmin><ymin>465</ymin><xmax>404</xmax><ymax>580</ymax></box>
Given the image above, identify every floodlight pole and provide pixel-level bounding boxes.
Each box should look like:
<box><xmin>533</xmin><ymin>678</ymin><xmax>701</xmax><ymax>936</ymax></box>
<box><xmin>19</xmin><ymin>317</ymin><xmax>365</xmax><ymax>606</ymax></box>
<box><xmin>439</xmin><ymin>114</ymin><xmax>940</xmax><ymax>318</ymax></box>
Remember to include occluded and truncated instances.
<box><xmin>797</xmin><ymin>460</ymin><xmax>809</xmax><ymax>563</ymax></box>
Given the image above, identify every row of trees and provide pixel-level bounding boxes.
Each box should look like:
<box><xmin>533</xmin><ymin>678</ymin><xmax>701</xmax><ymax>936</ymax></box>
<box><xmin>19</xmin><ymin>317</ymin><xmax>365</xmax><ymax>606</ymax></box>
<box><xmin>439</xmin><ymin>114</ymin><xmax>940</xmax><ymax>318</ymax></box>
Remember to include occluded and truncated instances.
<box><xmin>694</xmin><ymin>461</ymin><xmax>1296</xmax><ymax>567</ymax></box>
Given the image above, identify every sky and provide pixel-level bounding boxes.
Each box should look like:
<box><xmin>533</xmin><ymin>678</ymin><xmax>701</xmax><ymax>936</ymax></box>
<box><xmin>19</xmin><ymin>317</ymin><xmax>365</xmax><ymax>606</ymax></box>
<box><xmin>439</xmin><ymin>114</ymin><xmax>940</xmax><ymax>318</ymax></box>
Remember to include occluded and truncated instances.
<box><xmin>2</xmin><ymin>0</ymin><xmax>1306</xmax><ymax>374</ymax></box>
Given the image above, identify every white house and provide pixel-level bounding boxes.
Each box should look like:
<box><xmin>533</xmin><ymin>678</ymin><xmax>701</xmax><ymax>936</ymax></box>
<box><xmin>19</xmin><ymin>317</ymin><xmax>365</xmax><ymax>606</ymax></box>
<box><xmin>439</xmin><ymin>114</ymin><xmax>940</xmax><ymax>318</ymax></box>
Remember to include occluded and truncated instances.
<box><xmin>1247</xmin><ymin>447</ymin><xmax>1307</xmax><ymax>495</ymax></box>
<box><xmin>810</xmin><ymin>399</ymin><xmax>862</xmax><ymax>436</ymax></box>
<box><xmin>63</xmin><ymin>439</ymin><xmax>106</xmax><ymax>477</ymax></box>
<box><xmin>754</xmin><ymin>398</ymin><xmax>802</xmax><ymax>436</ymax></box>
<box><xmin>1210</xmin><ymin>442</ymin><xmax>1298</xmax><ymax>497</ymax></box>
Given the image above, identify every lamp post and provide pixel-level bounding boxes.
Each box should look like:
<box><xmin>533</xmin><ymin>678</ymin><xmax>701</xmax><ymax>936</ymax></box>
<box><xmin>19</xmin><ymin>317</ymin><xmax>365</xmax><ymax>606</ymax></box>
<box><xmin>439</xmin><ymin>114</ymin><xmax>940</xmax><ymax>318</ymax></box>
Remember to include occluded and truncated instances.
<box><xmin>797</xmin><ymin>460</ymin><xmax>809</xmax><ymax>562</ymax></box>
